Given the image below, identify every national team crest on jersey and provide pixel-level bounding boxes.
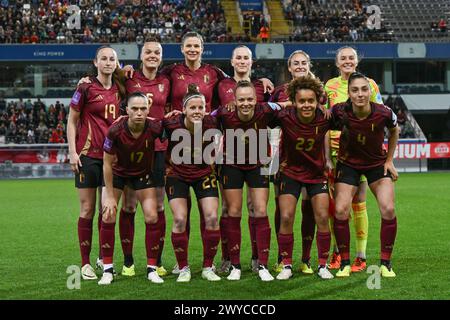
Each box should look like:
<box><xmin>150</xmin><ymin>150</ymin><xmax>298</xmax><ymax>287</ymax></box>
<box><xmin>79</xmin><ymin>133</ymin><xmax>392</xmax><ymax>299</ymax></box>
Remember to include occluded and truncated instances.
<box><xmin>204</xmin><ymin>74</ymin><xmax>210</xmax><ymax>84</ymax></box>
<box><xmin>159</xmin><ymin>84</ymin><xmax>165</xmax><ymax>92</ymax></box>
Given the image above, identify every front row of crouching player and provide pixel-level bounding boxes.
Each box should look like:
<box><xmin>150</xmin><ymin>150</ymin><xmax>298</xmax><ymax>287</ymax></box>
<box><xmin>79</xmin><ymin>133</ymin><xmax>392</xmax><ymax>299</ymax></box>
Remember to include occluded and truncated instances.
<box><xmin>71</xmin><ymin>73</ymin><xmax>399</xmax><ymax>284</ymax></box>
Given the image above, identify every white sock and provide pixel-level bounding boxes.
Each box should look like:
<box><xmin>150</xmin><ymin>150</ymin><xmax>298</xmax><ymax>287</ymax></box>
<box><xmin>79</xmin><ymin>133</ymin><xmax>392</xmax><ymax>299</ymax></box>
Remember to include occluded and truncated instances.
<box><xmin>103</xmin><ymin>263</ymin><xmax>113</xmax><ymax>272</ymax></box>
<box><xmin>147</xmin><ymin>265</ymin><xmax>157</xmax><ymax>270</ymax></box>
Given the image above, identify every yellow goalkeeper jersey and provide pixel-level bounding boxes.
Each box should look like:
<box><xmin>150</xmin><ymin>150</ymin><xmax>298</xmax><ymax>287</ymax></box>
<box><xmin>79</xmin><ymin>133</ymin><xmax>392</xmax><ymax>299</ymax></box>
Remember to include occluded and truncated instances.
<box><xmin>325</xmin><ymin>76</ymin><xmax>383</xmax><ymax>156</ymax></box>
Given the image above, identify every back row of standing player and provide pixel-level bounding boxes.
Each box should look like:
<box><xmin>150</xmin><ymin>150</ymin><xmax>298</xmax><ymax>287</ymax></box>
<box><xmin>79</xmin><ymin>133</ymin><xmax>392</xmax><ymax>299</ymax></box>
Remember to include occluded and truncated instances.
<box><xmin>68</xmin><ymin>32</ymin><xmax>399</xmax><ymax>285</ymax></box>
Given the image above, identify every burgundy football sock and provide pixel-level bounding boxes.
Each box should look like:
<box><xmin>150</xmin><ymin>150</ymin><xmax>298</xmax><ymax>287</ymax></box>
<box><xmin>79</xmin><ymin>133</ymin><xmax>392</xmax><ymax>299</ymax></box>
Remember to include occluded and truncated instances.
<box><xmin>78</xmin><ymin>217</ymin><xmax>93</xmax><ymax>266</ymax></box>
<box><xmin>301</xmin><ymin>200</ymin><xmax>316</xmax><ymax>262</ymax></box>
<box><xmin>333</xmin><ymin>218</ymin><xmax>350</xmax><ymax>261</ymax></box>
<box><xmin>380</xmin><ymin>217</ymin><xmax>397</xmax><ymax>261</ymax></box>
<box><xmin>278</xmin><ymin>233</ymin><xmax>294</xmax><ymax>266</ymax></box>
<box><xmin>157</xmin><ymin>210</ymin><xmax>166</xmax><ymax>266</ymax></box>
<box><xmin>145</xmin><ymin>221</ymin><xmax>162</xmax><ymax>266</ymax></box>
<box><xmin>274</xmin><ymin>196</ymin><xmax>281</xmax><ymax>262</ymax></box>
<box><xmin>203</xmin><ymin>229</ymin><xmax>221</xmax><ymax>268</ymax></box>
<box><xmin>101</xmin><ymin>222</ymin><xmax>116</xmax><ymax>265</ymax></box>
<box><xmin>316</xmin><ymin>231</ymin><xmax>331</xmax><ymax>267</ymax></box>
<box><xmin>219</xmin><ymin>215</ymin><xmax>230</xmax><ymax>260</ymax></box>
<box><xmin>119</xmin><ymin>209</ymin><xmax>135</xmax><ymax>261</ymax></box>
<box><xmin>171</xmin><ymin>231</ymin><xmax>188</xmax><ymax>270</ymax></box>
<box><xmin>255</xmin><ymin>216</ymin><xmax>271</xmax><ymax>266</ymax></box>
<box><xmin>227</xmin><ymin>216</ymin><xmax>242</xmax><ymax>265</ymax></box>
<box><xmin>248</xmin><ymin>216</ymin><xmax>258</xmax><ymax>259</ymax></box>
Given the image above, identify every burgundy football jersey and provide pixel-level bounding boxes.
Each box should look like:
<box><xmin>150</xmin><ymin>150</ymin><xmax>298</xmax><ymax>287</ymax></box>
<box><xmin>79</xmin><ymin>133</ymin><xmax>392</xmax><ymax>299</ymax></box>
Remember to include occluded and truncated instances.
<box><xmin>331</xmin><ymin>102</ymin><xmax>398</xmax><ymax>170</ymax></box>
<box><xmin>126</xmin><ymin>71</ymin><xmax>171</xmax><ymax>151</ymax></box>
<box><xmin>103</xmin><ymin>117</ymin><xmax>163</xmax><ymax>177</ymax></box>
<box><xmin>125</xmin><ymin>71</ymin><xmax>171</xmax><ymax>120</ymax></box>
<box><xmin>160</xmin><ymin>63</ymin><xmax>227</xmax><ymax>112</ymax></box>
<box><xmin>217</xmin><ymin>78</ymin><xmax>268</xmax><ymax>106</ymax></box>
<box><xmin>214</xmin><ymin>103</ymin><xmax>276</xmax><ymax>170</ymax></box>
<box><xmin>70</xmin><ymin>77</ymin><xmax>121</xmax><ymax>159</ymax></box>
<box><xmin>163</xmin><ymin>114</ymin><xmax>218</xmax><ymax>182</ymax></box>
<box><xmin>276</xmin><ymin>108</ymin><xmax>330</xmax><ymax>183</ymax></box>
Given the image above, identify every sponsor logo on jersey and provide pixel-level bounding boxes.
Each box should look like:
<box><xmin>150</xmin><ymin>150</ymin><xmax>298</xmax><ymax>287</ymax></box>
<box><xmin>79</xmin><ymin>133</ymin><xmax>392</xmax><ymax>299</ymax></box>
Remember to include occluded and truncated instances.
<box><xmin>177</xmin><ymin>74</ymin><xmax>185</xmax><ymax>80</ymax></box>
<box><xmin>133</xmin><ymin>82</ymin><xmax>142</xmax><ymax>88</ymax></box>
<box><xmin>94</xmin><ymin>94</ymin><xmax>104</xmax><ymax>101</ymax></box>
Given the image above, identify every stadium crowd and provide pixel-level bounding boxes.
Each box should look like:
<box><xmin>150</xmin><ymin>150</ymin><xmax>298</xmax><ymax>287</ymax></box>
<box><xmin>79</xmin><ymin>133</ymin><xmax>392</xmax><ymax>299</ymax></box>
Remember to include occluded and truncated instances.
<box><xmin>0</xmin><ymin>0</ymin><xmax>231</xmax><ymax>44</ymax></box>
<box><xmin>285</xmin><ymin>0</ymin><xmax>391</xmax><ymax>42</ymax></box>
<box><xmin>0</xmin><ymin>97</ymin><xmax>67</xmax><ymax>144</ymax></box>
<box><xmin>0</xmin><ymin>0</ymin><xmax>390</xmax><ymax>44</ymax></box>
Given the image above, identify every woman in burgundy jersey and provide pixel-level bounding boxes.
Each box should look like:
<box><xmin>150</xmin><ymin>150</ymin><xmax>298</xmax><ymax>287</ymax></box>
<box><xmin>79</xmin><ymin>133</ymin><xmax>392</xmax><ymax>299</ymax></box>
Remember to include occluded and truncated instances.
<box><xmin>67</xmin><ymin>46</ymin><xmax>125</xmax><ymax>281</ymax></box>
<box><xmin>163</xmin><ymin>84</ymin><xmax>221</xmax><ymax>283</ymax></box>
<box><xmin>271</xmin><ymin>50</ymin><xmax>329</xmax><ymax>275</ymax></box>
<box><xmin>331</xmin><ymin>72</ymin><xmax>399</xmax><ymax>278</ymax></box>
<box><xmin>100</xmin><ymin>92</ymin><xmax>165</xmax><ymax>285</ymax></box>
<box><xmin>216</xmin><ymin>45</ymin><xmax>271</xmax><ymax>274</ymax></box>
<box><xmin>213</xmin><ymin>80</ymin><xmax>279</xmax><ymax>282</ymax></box>
<box><xmin>118</xmin><ymin>39</ymin><xmax>171</xmax><ymax>278</ymax></box>
<box><xmin>274</xmin><ymin>76</ymin><xmax>334</xmax><ymax>280</ymax></box>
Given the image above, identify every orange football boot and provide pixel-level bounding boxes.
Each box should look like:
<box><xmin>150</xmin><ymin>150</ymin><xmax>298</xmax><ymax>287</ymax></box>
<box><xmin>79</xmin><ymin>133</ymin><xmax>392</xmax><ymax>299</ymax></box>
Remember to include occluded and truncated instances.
<box><xmin>328</xmin><ymin>252</ymin><xmax>341</xmax><ymax>270</ymax></box>
<box><xmin>351</xmin><ymin>257</ymin><xmax>367</xmax><ymax>272</ymax></box>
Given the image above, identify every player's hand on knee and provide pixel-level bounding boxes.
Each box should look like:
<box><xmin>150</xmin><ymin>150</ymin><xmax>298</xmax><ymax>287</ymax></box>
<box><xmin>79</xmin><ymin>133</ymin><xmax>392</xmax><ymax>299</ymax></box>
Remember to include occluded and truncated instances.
<box><xmin>103</xmin><ymin>198</ymin><xmax>117</xmax><ymax>221</ymax></box>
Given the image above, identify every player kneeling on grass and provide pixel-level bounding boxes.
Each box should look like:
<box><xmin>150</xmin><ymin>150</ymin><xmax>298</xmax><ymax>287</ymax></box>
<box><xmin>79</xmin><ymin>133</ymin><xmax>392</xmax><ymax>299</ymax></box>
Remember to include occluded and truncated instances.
<box><xmin>331</xmin><ymin>72</ymin><xmax>399</xmax><ymax>278</ymax></box>
<box><xmin>275</xmin><ymin>76</ymin><xmax>334</xmax><ymax>280</ymax></box>
<box><xmin>100</xmin><ymin>92</ymin><xmax>165</xmax><ymax>285</ymax></box>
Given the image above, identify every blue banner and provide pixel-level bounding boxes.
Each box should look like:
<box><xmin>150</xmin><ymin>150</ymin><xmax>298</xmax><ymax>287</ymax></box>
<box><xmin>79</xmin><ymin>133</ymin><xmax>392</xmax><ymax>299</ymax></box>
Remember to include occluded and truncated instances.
<box><xmin>239</xmin><ymin>0</ymin><xmax>263</xmax><ymax>12</ymax></box>
<box><xmin>1</xmin><ymin>43</ymin><xmax>450</xmax><ymax>61</ymax></box>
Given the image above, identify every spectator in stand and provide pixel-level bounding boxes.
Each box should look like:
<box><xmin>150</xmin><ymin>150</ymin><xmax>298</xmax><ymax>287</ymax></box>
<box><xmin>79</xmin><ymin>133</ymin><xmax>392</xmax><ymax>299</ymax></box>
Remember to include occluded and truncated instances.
<box><xmin>438</xmin><ymin>18</ymin><xmax>447</xmax><ymax>33</ymax></box>
<box><xmin>259</xmin><ymin>24</ymin><xmax>270</xmax><ymax>43</ymax></box>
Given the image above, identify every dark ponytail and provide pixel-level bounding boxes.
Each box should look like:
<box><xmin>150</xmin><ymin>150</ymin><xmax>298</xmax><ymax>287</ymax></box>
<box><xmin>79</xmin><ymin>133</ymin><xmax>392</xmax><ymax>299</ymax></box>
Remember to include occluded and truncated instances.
<box><xmin>182</xmin><ymin>84</ymin><xmax>205</xmax><ymax>108</ymax></box>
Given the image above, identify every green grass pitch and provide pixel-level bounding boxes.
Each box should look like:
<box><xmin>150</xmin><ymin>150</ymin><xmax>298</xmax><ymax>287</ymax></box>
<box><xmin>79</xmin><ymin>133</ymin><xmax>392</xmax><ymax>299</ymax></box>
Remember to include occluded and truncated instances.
<box><xmin>0</xmin><ymin>173</ymin><xmax>449</xmax><ymax>300</ymax></box>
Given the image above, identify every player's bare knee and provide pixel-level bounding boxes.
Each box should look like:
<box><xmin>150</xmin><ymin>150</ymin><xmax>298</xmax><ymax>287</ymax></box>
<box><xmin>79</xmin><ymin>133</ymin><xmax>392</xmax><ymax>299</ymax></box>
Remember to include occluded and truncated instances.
<box><xmin>121</xmin><ymin>202</ymin><xmax>137</xmax><ymax>213</ymax></box>
<box><xmin>380</xmin><ymin>205</ymin><xmax>395</xmax><ymax>220</ymax></box>
<box><xmin>79</xmin><ymin>202</ymin><xmax>95</xmax><ymax>219</ymax></box>
<box><xmin>173</xmin><ymin>216</ymin><xmax>186</xmax><ymax>232</ymax></box>
<box><xmin>144</xmin><ymin>213</ymin><xmax>158</xmax><ymax>225</ymax></box>
<box><xmin>334</xmin><ymin>204</ymin><xmax>350</xmax><ymax>220</ymax></box>
<box><xmin>315</xmin><ymin>213</ymin><xmax>328</xmax><ymax>229</ymax></box>
<box><xmin>204</xmin><ymin>212</ymin><xmax>218</xmax><ymax>229</ymax></box>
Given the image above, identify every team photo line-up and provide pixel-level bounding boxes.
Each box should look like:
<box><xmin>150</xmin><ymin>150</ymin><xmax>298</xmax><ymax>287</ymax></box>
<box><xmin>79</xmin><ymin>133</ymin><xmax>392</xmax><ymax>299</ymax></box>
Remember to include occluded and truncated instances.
<box><xmin>68</xmin><ymin>32</ymin><xmax>399</xmax><ymax>285</ymax></box>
